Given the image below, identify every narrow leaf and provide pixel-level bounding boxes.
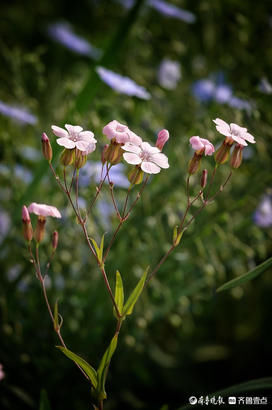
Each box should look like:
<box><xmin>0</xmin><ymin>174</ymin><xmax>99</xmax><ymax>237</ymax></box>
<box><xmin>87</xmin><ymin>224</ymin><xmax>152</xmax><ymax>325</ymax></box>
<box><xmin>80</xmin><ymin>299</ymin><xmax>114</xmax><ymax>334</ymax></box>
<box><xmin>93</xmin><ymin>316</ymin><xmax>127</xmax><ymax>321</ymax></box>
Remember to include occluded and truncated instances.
<box><xmin>217</xmin><ymin>256</ymin><xmax>272</xmax><ymax>293</ymax></box>
<box><xmin>53</xmin><ymin>300</ymin><xmax>59</xmax><ymax>331</ymax></box>
<box><xmin>90</xmin><ymin>238</ymin><xmax>101</xmax><ymax>262</ymax></box>
<box><xmin>97</xmin><ymin>334</ymin><xmax>118</xmax><ymax>400</ymax></box>
<box><xmin>39</xmin><ymin>389</ymin><xmax>51</xmax><ymax>410</ymax></box>
<box><xmin>57</xmin><ymin>346</ymin><xmax>97</xmax><ymax>388</ymax></box>
<box><xmin>123</xmin><ymin>267</ymin><xmax>149</xmax><ymax>316</ymax></box>
<box><xmin>114</xmin><ymin>270</ymin><xmax>124</xmax><ymax>314</ymax></box>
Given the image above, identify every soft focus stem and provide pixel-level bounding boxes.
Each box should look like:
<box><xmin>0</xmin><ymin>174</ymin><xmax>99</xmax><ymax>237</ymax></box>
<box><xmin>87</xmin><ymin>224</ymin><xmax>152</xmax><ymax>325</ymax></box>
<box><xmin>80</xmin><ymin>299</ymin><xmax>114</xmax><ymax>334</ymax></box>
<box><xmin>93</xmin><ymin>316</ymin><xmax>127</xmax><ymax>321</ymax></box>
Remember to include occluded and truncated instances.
<box><xmin>29</xmin><ymin>244</ymin><xmax>88</xmax><ymax>379</ymax></box>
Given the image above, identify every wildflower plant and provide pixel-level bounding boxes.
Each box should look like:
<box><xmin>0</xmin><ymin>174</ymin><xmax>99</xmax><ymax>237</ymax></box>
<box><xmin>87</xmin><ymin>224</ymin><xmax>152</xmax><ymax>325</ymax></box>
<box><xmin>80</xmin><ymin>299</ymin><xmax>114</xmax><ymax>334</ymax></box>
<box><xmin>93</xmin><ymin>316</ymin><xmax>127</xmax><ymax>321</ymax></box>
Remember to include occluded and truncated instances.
<box><xmin>22</xmin><ymin>118</ymin><xmax>255</xmax><ymax>409</ymax></box>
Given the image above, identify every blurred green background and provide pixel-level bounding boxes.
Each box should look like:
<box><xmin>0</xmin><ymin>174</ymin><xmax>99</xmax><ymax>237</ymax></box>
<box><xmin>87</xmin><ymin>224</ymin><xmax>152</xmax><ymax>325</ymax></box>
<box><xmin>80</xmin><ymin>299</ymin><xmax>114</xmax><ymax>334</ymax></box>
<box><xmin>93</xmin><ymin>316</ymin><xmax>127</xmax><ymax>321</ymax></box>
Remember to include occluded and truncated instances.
<box><xmin>0</xmin><ymin>0</ymin><xmax>272</xmax><ymax>409</ymax></box>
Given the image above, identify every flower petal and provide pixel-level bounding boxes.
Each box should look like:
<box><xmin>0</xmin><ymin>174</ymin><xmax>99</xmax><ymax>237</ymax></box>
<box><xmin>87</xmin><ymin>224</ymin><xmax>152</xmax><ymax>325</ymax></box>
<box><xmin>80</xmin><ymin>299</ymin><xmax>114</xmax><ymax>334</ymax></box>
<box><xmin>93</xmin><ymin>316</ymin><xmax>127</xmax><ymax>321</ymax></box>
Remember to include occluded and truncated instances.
<box><xmin>51</xmin><ymin>125</ymin><xmax>68</xmax><ymax>138</ymax></box>
<box><xmin>79</xmin><ymin>131</ymin><xmax>96</xmax><ymax>142</ymax></box>
<box><xmin>28</xmin><ymin>202</ymin><xmax>61</xmax><ymax>218</ymax></box>
<box><xmin>65</xmin><ymin>124</ymin><xmax>83</xmax><ymax>135</ymax></box>
<box><xmin>151</xmin><ymin>153</ymin><xmax>169</xmax><ymax>168</ymax></box>
<box><xmin>231</xmin><ymin>135</ymin><xmax>248</xmax><ymax>146</ymax></box>
<box><xmin>75</xmin><ymin>140</ymin><xmax>90</xmax><ymax>151</ymax></box>
<box><xmin>123</xmin><ymin>152</ymin><xmax>141</xmax><ymax>165</ymax></box>
<box><xmin>141</xmin><ymin>142</ymin><xmax>160</xmax><ymax>154</ymax></box>
<box><xmin>141</xmin><ymin>161</ymin><xmax>161</xmax><ymax>174</ymax></box>
<box><xmin>122</xmin><ymin>143</ymin><xmax>141</xmax><ymax>154</ymax></box>
<box><xmin>57</xmin><ymin>137</ymin><xmax>76</xmax><ymax>149</ymax></box>
<box><xmin>245</xmin><ymin>132</ymin><xmax>256</xmax><ymax>144</ymax></box>
<box><xmin>190</xmin><ymin>136</ymin><xmax>204</xmax><ymax>151</ymax></box>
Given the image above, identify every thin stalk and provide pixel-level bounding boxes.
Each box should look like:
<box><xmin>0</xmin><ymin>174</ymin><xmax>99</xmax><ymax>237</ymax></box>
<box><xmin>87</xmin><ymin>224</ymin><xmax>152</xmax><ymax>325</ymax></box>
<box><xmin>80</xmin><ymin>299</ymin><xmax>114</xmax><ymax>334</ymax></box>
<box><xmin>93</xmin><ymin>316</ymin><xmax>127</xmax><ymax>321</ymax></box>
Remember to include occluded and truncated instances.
<box><xmin>32</xmin><ymin>244</ymin><xmax>88</xmax><ymax>379</ymax></box>
<box><xmin>49</xmin><ymin>162</ymin><xmax>66</xmax><ymax>193</ymax></box>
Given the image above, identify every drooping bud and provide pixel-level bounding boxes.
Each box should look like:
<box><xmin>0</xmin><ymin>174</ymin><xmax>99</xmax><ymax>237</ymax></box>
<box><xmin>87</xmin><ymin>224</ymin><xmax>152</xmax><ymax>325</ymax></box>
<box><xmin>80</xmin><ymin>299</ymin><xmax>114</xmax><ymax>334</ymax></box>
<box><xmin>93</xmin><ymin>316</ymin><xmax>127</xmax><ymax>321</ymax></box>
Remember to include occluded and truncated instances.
<box><xmin>22</xmin><ymin>205</ymin><xmax>33</xmax><ymax>242</ymax></box>
<box><xmin>214</xmin><ymin>141</ymin><xmax>231</xmax><ymax>165</ymax></box>
<box><xmin>60</xmin><ymin>148</ymin><xmax>75</xmax><ymax>166</ymax></box>
<box><xmin>156</xmin><ymin>129</ymin><xmax>169</xmax><ymax>151</ymax></box>
<box><xmin>128</xmin><ymin>166</ymin><xmax>144</xmax><ymax>185</ymax></box>
<box><xmin>101</xmin><ymin>144</ymin><xmax>109</xmax><ymax>164</ymax></box>
<box><xmin>188</xmin><ymin>153</ymin><xmax>202</xmax><ymax>175</ymax></box>
<box><xmin>75</xmin><ymin>151</ymin><xmax>87</xmax><ymax>169</ymax></box>
<box><xmin>41</xmin><ymin>133</ymin><xmax>53</xmax><ymax>162</ymax></box>
<box><xmin>52</xmin><ymin>230</ymin><xmax>59</xmax><ymax>251</ymax></box>
<box><xmin>201</xmin><ymin>169</ymin><xmax>208</xmax><ymax>188</ymax></box>
<box><xmin>230</xmin><ymin>144</ymin><xmax>243</xmax><ymax>169</ymax></box>
<box><xmin>35</xmin><ymin>216</ymin><xmax>46</xmax><ymax>243</ymax></box>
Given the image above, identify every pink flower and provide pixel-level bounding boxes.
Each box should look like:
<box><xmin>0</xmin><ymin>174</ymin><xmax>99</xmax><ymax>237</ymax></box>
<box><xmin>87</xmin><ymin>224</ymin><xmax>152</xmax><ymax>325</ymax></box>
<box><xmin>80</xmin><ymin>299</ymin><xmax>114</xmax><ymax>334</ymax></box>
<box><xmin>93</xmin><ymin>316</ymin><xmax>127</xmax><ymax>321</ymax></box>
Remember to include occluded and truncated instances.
<box><xmin>189</xmin><ymin>136</ymin><xmax>215</xmax><ymax>156</ymax></box>
<box><xmin>156</xmin><ymin>129</ymin><xmax>169</xmax><ymax>151</ymax></box>
<box><xmin>103</xmin><ymin>120</ymin><xmax>142</xmax><ymax>145</ymax></box>
<box><xmin>28</xmin><ymin>203</ymin><xmax>61</xmax><ymax>218</ymax></box>
<box><xmin>122</xmin><ymin>142</ymin><xmax>169</xmax><ymax>174</ymax></box>
<box><xmin>213</xmin><ymin>118</ymin><xmax>255</xmax><ymax>146</ymax></box>
<box><xmin>51</xmin><ymin>124</ymin><xmax>97</xmax><ymax>151</ymax></box>
<box><xmin>0</xmin><ymin>364</ymin><xmax>5</xmax><ymax>381</ymax></box>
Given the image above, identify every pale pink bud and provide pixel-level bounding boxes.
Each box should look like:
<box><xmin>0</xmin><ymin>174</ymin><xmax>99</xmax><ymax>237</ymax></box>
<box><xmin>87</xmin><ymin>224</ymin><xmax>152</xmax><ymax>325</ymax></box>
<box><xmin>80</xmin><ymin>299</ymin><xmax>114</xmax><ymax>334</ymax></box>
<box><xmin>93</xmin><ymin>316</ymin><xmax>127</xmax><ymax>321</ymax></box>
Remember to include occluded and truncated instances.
<box><xmin>41</xmin><ymin>133</ymin><xmax>53</xmax><ymax>162</ymax></box>
<box><xmin>22</xmin><ymin>205</ymin><xmax>33</xmax><ymax>242</ymax></box>
<box><xmin>156</xmin><ymin>129</ymin><xmax>169</xmax><ymax>151</ymax></box>
<box><xmin>52</xmin><ymin>231</ymin><xmax>59</xmax><ymax>250</ymax></box>
<box><xmin>201</xmin><ymin>169</ymin><xmax>208</xmax><ymax>188</ymax></box>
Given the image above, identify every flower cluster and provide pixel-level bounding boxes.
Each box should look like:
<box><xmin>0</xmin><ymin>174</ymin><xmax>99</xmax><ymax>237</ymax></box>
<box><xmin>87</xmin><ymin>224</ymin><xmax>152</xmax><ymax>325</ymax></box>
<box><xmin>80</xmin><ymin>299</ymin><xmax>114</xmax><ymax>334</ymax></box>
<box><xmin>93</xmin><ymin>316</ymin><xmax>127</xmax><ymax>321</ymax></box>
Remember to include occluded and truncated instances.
<box><xmin>188</xmin><ymin>118</ymin><xmax>255</xmax><ymax>174</ymax></box>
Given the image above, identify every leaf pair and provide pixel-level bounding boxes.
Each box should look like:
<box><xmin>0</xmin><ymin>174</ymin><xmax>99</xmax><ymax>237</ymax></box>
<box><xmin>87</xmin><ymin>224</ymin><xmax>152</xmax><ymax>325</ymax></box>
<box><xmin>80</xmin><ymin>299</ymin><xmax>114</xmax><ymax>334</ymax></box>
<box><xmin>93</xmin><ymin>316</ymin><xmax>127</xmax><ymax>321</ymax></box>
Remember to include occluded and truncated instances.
<box><xmin>57</xmin><ymin>334</ymin><xmax>118</xmax><ymax>403</ymax></box>
<box><xmin>114</xmin><ymin>267</ymin><xmax>149</xmax><ymax>319</ymax></box>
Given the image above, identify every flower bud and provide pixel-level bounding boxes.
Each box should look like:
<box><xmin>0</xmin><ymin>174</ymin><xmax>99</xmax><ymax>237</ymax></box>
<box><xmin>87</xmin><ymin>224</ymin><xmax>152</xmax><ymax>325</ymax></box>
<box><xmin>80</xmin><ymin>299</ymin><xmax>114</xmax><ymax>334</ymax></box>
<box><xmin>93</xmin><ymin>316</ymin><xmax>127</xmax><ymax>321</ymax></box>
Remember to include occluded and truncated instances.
<box><xmin>201</xmin><ymin>169</ymin><xmax>208</xmax><ymax>188</ymax></box>
<box><xmin>60</xmin><ymin>149</ymin><xmax>75</xmax><ymax>166</ymax></box>
<box><xmin>156</xmin><ymin>129</ymin><xmax>169</xmax><ymax>151</ymax></box>
<box><xmin>22</xmin><ymin>205</ymin><xmax>33</xmax><ymax>242</ymax></box>
<box><xmin>101</xmin><ymin>144</ymin><xmax>109</xmax><ymax>164</ymax></box>
<box><xmin>128</xmin><ymin>166</ymin><xmax>144</xmax><ymax>185</ymax></box>
<box><xmin>52</xmin><ymin>230</ymin><xmax>59</xmax><ymax>251</ymax></box>
<box><xmin>106</xmin><ymin>142</ymin><xmax>123</xmax><ymax>165</ymax></box>
<box><xmin>35</xmin><ymin>216</ymin><xmax>46</xmax><ymax>243</ymax></box>
<box><xmin>41</xmin><ymin>133</ymin><xmax>53</xmax><ymax>162</ymax></box>
<box><xmin>75</xmin><ymin>151</ymin><xmax>87</xmax><ymax>169</ymax></box>
<box><xmin>230</xmin><ymin>144</ymin><xmax>243</xmax><ymax>169</ymax></box>
<box><xmin>188</xmin><ymin>153</ymin><xmax>202</xmax><ymax>175</ymax></box>
<box><xmin>214</xmin><ymin>141</ymin><xmax>231</xmax><ymax>165</ymax></box>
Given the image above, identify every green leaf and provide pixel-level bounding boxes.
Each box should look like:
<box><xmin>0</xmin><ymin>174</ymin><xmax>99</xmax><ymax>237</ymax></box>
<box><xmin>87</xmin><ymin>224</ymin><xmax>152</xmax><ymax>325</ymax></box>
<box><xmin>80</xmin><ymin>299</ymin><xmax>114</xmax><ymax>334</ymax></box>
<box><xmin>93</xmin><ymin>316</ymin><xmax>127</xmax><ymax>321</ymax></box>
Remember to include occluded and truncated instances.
<box><xmin>97</xmin><ymin>334</ymin><xmax>118</xmax><ymax>400</ymax></box>
<box><xmin>173</xmin><ymin>225</ymin><xmax>184</xmax><ymax>247</ymax></box>
<box><xmin>216</xmin><ymin>256</ymin><xmax>272</xmax><ymax>293</ymax></box>
<box><xmin>39</xmin><ymin>389</ymin><xmax>51</xmax><ymax>410</ymax></box>
<box><xmin>91</xmin><ymin>234</ymin><xmax>105</xmax><ymax>264</ymax></box>
<box><xmin>122</xmin><ymin>267</ymin><xmax>149</xmax><ymax>316</ymax></box>
<box><xmin>57</xmin><ymin>346</ymin><xmax>97</xmax><ymax>389</ymax></box>
<box><xmin>53</xmin><ymin>300</ymin><xmax>59</xmax><ymax>331</ymax></box>
<box><xmin>177</xmin><ymin>377</ymin><xmax>272</xmax><ymax>410</ymax></box>
<box><xmin>114</xmin><ymin>270</ymin><xmax>124</xmax><ymax>315</ymax></box>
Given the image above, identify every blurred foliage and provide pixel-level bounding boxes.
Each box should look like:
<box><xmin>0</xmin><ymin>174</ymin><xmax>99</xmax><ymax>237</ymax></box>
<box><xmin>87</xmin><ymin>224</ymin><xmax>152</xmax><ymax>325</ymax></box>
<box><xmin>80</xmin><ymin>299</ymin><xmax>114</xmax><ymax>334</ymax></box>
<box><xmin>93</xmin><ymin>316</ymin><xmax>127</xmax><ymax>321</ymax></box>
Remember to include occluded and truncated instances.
<box><xmin>1</xmin><ymin>0</ymin><xmax>272</xmax><ymax>409</ymax></box>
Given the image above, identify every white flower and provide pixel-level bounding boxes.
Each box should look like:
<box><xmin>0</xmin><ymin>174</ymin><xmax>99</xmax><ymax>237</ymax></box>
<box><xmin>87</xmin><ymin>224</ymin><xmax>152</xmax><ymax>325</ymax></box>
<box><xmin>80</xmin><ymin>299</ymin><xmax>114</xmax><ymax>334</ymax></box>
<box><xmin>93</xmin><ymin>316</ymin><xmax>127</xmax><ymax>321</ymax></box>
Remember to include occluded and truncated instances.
<box><xmin>213</xmin><ymin>118</ymin><xmax>255</xmax><ymax>146</ymax></box>
<box><xmin>103</xmin><ymin>120</ymin><xmax>142</xmax><ymax>145</ymax></box>
<box><xmin>122</xmin><ymin>142</ymin><xmax>169</xmax><ymax>174</ymax></box>
<box><xmin>51</xmin><ymin>124</ymin><xmax>97</xmax><ymax>151</ymax></box>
